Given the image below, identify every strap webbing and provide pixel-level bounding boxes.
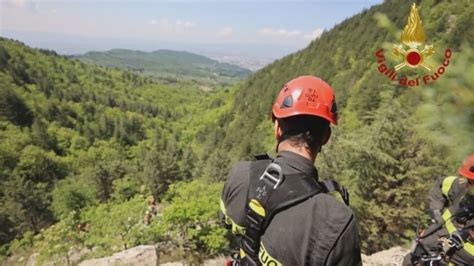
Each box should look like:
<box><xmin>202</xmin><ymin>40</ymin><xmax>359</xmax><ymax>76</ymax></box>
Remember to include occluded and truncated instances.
<box><xmin>321</xmin><ymin>180</ymin><xmax>350</xmax><ymax>206</ymax></box>
<box><xmin>240</xmin><ymin>158</ymin><xmax>323</xmax><ymax>265</ymax></box>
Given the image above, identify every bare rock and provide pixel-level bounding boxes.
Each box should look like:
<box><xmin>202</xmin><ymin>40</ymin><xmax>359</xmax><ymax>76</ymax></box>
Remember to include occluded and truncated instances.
<box><xmin>79</xmin><ymin>245</ymin><xmax>158</xmax><ymax>266</ymax></box>
<box><xmin>26</xmin><ymin>253</ymin><xmax>39</xmax><ymax>266</ymax></box>
<box><xmin>362</xmin><ymin>246</ymin><xmax>409</xmax><ymax>266</ymax></box>
<box><xmin>160</xmin><ymin>256</ymin><xmax>226</xmax><ymax>266</ymax></box>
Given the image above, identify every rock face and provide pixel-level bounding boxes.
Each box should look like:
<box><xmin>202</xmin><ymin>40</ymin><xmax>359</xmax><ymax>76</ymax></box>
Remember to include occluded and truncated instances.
<box><xmin>79</xmin><ymin>245</ymin><xmax>158</xmax><ymax>266</ymax></box>
<box><xmin>28</xmin><ymin>245</ymin><xmax>408</xmax><ymax>266</ymax></box>
<box><xmin>362</xmin><ymin>246</ymin><xmax>409</xmax><ymax>266</ymax></box>
<box><xmin>160</xmin><ymin>256</ymin><xmax>226</xmax><ymax>266</ymax></box>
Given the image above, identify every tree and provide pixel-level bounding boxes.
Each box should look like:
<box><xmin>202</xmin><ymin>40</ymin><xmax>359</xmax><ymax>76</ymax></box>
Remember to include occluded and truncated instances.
<box><xmin>161</xmin><ymin>180</ymin><xmax>227</xmax><ymax>261</ymax></box>
<box><xmin>13</xmin><ymin>145</ymin><xmax>65</xmax><ymax>183</ymax></box>
<box><xmin>52</xmin><ymin>178</ymin><xmax>96</xmax><ymax>218</ymax></box>
<box><xmin>202</xmin><ymin>149</ymin><xmax>231</xmax><ymax>182</ymax></box>
<box><xmin>80</xmin><ymin>195</ymin><xmax>150</xmax><ymax>253</ymax></box>
<box><xmin>348</xmin><ymin>90</ymin><xmax>449</xmax><ymax>253</ymax></box>
<box><xmin>34</xmin><ymin>212</ymin><xmax>82</xmax><ymax>266</ymax></box>
<box><xmin>77</xmin><ymin>140</ymin><xmax>128</xmax><ymax>202</ymax></box>
<box><xmin>143</xmin><ymin>130</ymin><xmax>182</xmax><ymax>200</ymax></box>
<box><xmin>0</xmin><ymin>81</ymin><xmax>34</xmax><ymax>127</ymax></box>
<box><xmin>1</xmin><ymin>145</ymin><xmax>66</xmax><ymax>236</ymax></box>
<box><xmin>31</xmin><ymin>119</ymin><xmax>57</xmax><ymax>151</ymax></box>
<box><xmin>0</xmin><ymin>45</ymin><xmax>10</xmax><ymax>69</ymax></box>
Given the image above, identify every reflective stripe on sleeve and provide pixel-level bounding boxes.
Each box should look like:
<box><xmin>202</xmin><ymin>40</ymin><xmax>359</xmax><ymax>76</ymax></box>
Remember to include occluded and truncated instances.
<box><xmin>442</xmin><ymin>209</ymin><xmax>457</xmax><ymax>233</ymax></box>
<box><xmin>442</xmin><ymin>209</ymin><xmax>474</xmax><ymax>255</ymax></box>
<box><xmin>220</xmin><ymin>198</ymin><xmax>246</xmax><ymax>235</ymax></box>
<box><xmin>441</xmin><ymin>176</ymin><xmax>458</xmax><ymax>198</ymax></box>
<box><xmin>465</xmin><ymin>242</ymin><xmax>474</xmax><ymax>255</ymax></box>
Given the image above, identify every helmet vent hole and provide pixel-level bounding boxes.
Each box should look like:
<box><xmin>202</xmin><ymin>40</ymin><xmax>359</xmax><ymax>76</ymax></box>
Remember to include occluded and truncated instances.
<box><xmin>470</xmin><ymin>166</ymin><xmax>474</xmax><ymax>172</ymax></box>
<box><xmin>281</xmin><ymin>95</ymin><xmax>293</xmax><ymax>108</ymax></box>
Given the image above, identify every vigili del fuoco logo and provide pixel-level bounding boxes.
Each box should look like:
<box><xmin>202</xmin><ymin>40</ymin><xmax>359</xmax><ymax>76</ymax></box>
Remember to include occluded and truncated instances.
<box><xmin>374</xmin><ymin>3</ymin><xmax>452</xmax><ymax>86</ymax></box>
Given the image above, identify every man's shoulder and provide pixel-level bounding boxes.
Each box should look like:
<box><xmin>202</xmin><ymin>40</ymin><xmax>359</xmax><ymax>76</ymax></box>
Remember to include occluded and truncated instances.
<box><xmin>221</xmin><ymin>160</ymin><xmax>252</xmax><ymax>226</ymax></box>
<box><xmin>270</xmin><ymin>192</ymin><xmax>355</xmax><ymax>236</ymax></box>
<box><xmin>444</xmin><ymin>176</ymin><xmax>467</xmax><ymax>196</ymax></box>
<box><xmin>310</xmin><ymin>193</ymin><xmax>355</xmax><ymax>223</ymax></box>
<box><xmin>229</xmin><ymin>160</ymin><xmax>252</xmax><ymax>178</ymax></box>
<box><xmin>439</xmin><ymin>175</ymin><xmax>465</xmax><ymax>184</ymax></box>
<box><xmin>224</xmin><ymin>160</ymin><xmax>252</xmax><ymax>191</ymax></box>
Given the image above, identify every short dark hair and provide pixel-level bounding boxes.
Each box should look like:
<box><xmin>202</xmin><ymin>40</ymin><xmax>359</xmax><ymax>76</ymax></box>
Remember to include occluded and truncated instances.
<box><xmin>277</xmin><ymin>115</ymin><xmax>330</xmax><ymax>152</ymax></box>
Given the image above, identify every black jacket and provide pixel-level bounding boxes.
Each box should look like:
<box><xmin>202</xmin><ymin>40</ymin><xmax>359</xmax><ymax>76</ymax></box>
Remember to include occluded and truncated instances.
<box><xmin>412</xmin><ymin>195</ymin><xmax>474</xmax><ymax>266</ymax></box>
<box><xmin>220</xmin><ymin>151</ymin><xmax>361</xmax><ymax>265</ymax></box>
<box><xmin>429</xmin><ymin>176</ymin><xmax>467</xmax><ymax>212</ymax></box>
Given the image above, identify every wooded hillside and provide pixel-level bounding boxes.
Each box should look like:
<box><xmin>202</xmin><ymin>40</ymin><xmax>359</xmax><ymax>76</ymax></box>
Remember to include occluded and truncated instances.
<box><xmin>0</xmin><ymin>0</ymin><xmax>472</xmax><ymax>263</ymax></box>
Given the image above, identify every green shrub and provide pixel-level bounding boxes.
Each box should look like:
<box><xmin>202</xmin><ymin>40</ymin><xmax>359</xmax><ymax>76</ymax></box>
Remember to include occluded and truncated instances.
<box><xmin>52</xmin><ymin>178</ymin><xmax>96</xmax><ymax>218</ymax></box>
<box><xmin>161</xmin><ymin>179</ymin><xmax>227</xmax><ymax>257</ymax></box>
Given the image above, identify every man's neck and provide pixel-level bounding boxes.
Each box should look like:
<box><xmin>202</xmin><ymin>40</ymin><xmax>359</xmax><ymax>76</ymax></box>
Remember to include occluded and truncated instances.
<box><xmin>277</xmin><ymin>142</ymin><xmax>316</xmax><ymax>162</ymax></box>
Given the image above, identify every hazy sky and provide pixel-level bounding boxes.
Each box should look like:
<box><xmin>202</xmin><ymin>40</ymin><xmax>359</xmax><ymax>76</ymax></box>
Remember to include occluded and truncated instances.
<box><xmin>0</xmin><ymin>0</ymin><xmax>383</xmax><ymax>58</ymax></box>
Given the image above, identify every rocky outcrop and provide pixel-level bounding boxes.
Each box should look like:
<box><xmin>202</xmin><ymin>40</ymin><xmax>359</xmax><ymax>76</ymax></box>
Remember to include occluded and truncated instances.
<box><xmin>362</xmin><ymin>246</ymin><xmax>409</xmax><ymax>266</ymax></box>
<box><xmin>160</xmin><ymin>257</ymin><xmax>226</xmax><ymax>266</ymax></box>
<box><xmin>20</xmin><ymin>245</ymin><xmax>409</xmax><ymax>266</ymax></box>
<box><xmin>79</xmin><ymin>245</ymin><xmax>158</xmax><ymax>266</ymax></box>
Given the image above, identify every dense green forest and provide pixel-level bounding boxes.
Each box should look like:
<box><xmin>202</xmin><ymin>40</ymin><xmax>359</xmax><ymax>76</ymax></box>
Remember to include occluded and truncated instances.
<box><xmin>73</xmin><ymin>49</ymin><xmax>251</xmax><ymax>86</ymax></box>
<box><xmin>0</xmin><ymin>0</ymin><xmax>473</xmax><ymax>264</ymax></box>
<box><xmin>0</xmin><ymin>36</ymin><xmax>234</xmax><ymax>263</ymax></box>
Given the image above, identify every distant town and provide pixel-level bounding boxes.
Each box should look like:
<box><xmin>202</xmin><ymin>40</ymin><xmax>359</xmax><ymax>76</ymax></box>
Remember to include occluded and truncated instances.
<box><xmin>208</xmin><ymin>55</ymin><xmax>274</xmax><ymax>71</ymax></box>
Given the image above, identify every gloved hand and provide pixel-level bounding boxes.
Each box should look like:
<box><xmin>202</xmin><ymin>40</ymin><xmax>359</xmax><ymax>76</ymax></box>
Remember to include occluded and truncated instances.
<box><xmin>449</xmin><ymin>231</ymin><xmax>464</xmax><ymax>250</ymax></box>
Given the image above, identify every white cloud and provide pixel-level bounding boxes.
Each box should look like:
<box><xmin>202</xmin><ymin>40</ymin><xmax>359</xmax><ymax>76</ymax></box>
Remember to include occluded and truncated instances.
<box><xmin>260</xmin><ymin>27</ymin><xmax>301</xmax><ymax>38</ymax></box>
<box><xmin>219</xmin><ymin>26</ymin><xmax>233</xmax><ymax>36</ymax></box>
<box><xmin>304</xmin><ymin>28</ymin><xmax>324</xmax><ymax>40</ymax></box>
<box><xmin>148</xmin><ymin>18</ymin><xmax>197</xmax><ymax>32</ymax></box>
<box><xmin>176</xmin><ymin>20</ymin><xmax>196</xmax><ymax>29</ymax></box>
<box><xmin>259</xmin><ymin>27</ymin><xmax>325</xmax><ymax>43</ymax></box>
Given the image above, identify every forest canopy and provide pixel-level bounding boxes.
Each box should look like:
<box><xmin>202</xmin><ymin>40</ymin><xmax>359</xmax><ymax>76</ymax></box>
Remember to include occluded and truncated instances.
<box><xmin>0</xmin><ymin>0</ymin><xmax>473</xmax><ymax>263</ymax></box>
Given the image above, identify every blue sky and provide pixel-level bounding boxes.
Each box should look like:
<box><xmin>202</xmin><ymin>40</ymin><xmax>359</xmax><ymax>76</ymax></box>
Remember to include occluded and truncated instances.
<box><xmin>0</xmin><ymin>0</ymin><xmax>383</xmax><ymax>57</ymax></box>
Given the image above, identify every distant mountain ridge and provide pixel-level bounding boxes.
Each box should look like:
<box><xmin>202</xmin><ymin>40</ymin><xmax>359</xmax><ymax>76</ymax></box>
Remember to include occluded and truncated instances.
<box><xmin>73</xmin><ymin>48</ymin><xmax>252</xmax><ymax>85</ymax></box>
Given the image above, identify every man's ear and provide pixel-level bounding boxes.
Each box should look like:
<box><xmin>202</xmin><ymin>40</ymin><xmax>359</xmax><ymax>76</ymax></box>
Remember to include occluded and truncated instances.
<box><xmin>274</xmin><ymin>120</ymin><xmax>282</xmax><ymax>140</ymax></box>
<box><xmin>321</xmin><ymin>126</ymin><xmax>331</xmax><ymax>145</ymax></box>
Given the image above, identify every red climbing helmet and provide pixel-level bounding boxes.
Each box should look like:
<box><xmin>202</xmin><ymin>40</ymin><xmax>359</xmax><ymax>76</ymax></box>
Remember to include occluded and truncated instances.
<box><xmin>459</xmin><ymin>153</ymin><xmax>474</xmax><ymax>180</ymax></box>
<box><xmin>272</xmin><ymin>76</ymin><xmax>338</xmax><ymax>124</ymax></box>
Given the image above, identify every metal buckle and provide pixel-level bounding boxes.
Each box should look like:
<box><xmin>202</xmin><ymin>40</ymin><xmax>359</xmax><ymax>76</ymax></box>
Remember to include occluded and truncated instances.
<box><xmin>259</xmin><ymin>163</ymin><xmax>284</xmax><ymax>189</ymax></box>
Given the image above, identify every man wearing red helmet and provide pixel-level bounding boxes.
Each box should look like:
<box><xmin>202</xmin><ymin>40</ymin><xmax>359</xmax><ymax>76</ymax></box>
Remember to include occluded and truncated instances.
<box><xmin>429</xmin><ymin>154</ymin><xmax>474</xmax><ymax>224</ymax></box>
<box><xmin>403</xmin><ymin>155</ymin><xmax>474</xmax><ymax>265</ymax></box>
<box><xmin>220</xmin><ymin>76</ymin><xmax>361</xmax><ymax>265</ymax></box>
<box><xmin>403</xmin><ymin>185</ymin><xmax>474</xmax><ymax>265</ymax></box>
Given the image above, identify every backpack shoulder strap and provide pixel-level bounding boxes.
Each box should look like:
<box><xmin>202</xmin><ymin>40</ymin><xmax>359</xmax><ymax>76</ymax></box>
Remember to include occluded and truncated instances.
<box><xmin>240</xmin><ymin>154</ymin><xmax>323</xmax><ymax>265</ymax></box>
<box><xmin>320</xmin><ymin>179</ymin><xmax>350</xmax><ymax>206</ymax></box>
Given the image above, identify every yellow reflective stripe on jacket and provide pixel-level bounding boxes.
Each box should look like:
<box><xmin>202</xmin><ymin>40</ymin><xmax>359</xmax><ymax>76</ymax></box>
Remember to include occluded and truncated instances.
<box><xmin>442</xmin><ymin>176</ymin><xmax>458</xmax><ymax>198</ymax></box>
<box><xmin>220</xmin><ymin>198</ymin><xmax>246</xmax><ymax>235</ymax></box>
<box><xmin>465</xmin><ymin>242</ymin><xmax>474</xmax><ymax>255</ymax></box>
<box><xmin>442</xmin><ymin>209</ymin><xmax>457</xmax><ymax>233</ymax></box>
<box><xmin>442</xmin><ymin>209</ymin><xmax>474</xmax><ymax>255</ymax></box>
<box><xmin>238</xmin><ymin>242</ymin><xmax>283</xmax><ymax>265</ymax></box>
<box><xmin>259</xmin><ymin>243</ymin><xmax>283</xmax><ymax>266</ymax></box>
